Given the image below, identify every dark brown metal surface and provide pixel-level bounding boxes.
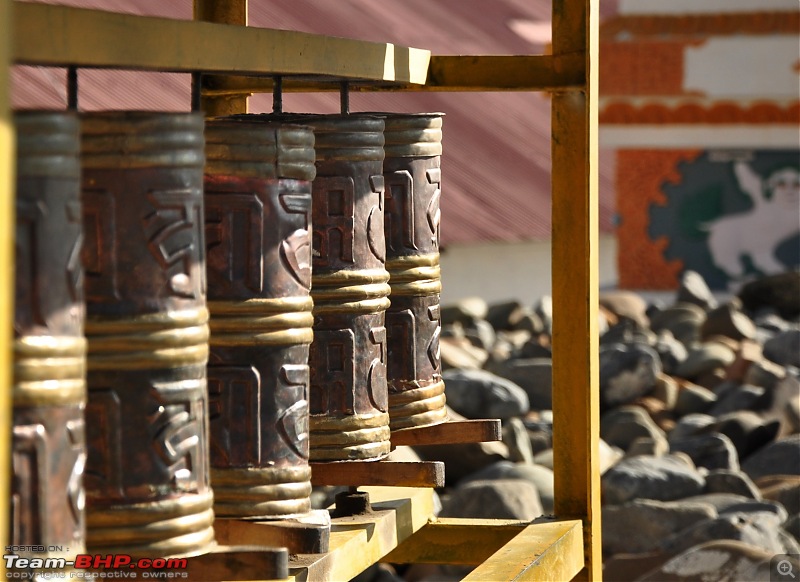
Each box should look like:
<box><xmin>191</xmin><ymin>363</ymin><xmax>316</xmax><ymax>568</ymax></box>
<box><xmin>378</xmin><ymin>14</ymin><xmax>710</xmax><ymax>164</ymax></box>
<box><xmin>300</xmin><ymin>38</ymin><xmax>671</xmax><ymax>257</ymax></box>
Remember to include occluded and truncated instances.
<box><xmin>80</xmin><ymin>112</ymin><xmax>214</xmax><ymax>557</ymax></box>
<box><xmin>12</xmin><ymin>111</ymin><xmax>86</xmax><ymax>561</ymax></box>
<box><xmin>381</xmin><ymin>113</ymin><xmax>446</xmax><ymax>429</ymax></box>
<box><xmin>258</xmin><ymin>114</ymin><xmax>391</xmax><ymax>461</ymax></box>
<box><xmin>204</xmin><ymin>119</ymin><xmax>315</xmax><ymax>518</ymax></box>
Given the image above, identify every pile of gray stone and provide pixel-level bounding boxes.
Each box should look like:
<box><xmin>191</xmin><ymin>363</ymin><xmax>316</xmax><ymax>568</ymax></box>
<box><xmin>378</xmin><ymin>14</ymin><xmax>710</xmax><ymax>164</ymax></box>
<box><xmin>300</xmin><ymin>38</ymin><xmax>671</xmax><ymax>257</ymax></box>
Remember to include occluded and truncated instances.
<box><xmin>374</xmin><ymin>270</ymin><xmax>800</xmax><ymax>581</ymax></box>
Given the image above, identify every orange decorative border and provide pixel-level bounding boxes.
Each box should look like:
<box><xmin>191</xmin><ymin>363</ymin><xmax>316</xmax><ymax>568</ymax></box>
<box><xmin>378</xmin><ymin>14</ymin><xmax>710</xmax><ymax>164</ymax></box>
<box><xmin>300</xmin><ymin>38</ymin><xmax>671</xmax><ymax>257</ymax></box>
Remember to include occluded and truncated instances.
<box><xmin>600</xmin><ymin>101</ymin><xmax>800</xmax><ymax>124</ymax></box>
<box><xmin>601</xmin><ymin>12</ymin><xmax>800</xmax><ymax>39</ymax></box>
<box><xmin>617</xmin><ymin>150</ymin><xmax>702</xmax><ymax>290</ymax></box>
<box><xmin>600</xmin><ymin>41</ymin><xmax>690</xmax><ymax>96</ymax></box>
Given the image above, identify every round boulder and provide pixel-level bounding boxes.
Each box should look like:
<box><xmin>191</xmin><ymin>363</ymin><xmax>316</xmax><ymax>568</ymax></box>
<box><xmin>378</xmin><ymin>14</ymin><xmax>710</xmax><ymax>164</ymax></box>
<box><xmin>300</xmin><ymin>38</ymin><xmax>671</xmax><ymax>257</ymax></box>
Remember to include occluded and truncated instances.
<box><xmin>441</xmin><ymin>479</ymin><xmax>543</xmax><ymax>520</ymax></box>
<box><xmin>442</xmin><ymin>368</ymin><xmax>529</xmax><ymax>419</ymax></box>
<box><xmin>600</xmin><ymin>343</ymin><xmax>661</xmax><ymax>409</ymax></box>
<box><xmin>602</xmin><ymin>454</ymin><xmax>706</xmax><ymax>505</ymax></box>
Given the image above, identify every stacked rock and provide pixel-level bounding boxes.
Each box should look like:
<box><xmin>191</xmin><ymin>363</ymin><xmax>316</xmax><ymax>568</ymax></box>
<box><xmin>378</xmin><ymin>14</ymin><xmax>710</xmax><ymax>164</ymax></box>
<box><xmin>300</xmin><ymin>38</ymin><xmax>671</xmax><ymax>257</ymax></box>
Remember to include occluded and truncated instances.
<box><xmin>393</xmin><ymin>270</ymin><xmax>800</xmax><ymax>581</ymax></box>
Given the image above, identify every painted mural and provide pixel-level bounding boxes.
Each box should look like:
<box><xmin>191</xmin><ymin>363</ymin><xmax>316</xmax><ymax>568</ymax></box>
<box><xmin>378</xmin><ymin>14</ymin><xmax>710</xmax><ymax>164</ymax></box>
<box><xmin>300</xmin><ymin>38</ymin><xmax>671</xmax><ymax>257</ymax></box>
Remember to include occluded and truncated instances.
<box><xmin>618</xmin><ymin>150</ymin><xmax>800</xmax><ymax>290</ymax></box>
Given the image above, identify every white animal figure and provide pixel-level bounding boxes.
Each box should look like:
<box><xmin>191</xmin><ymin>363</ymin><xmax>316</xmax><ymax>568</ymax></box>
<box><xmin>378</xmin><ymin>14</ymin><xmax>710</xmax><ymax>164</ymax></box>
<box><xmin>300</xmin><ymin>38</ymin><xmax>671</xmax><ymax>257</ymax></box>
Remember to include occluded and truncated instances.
<box><xmin>706</xmin><ymin>161</ymin><xmax>800</xmax><ymax>280</ymax></box>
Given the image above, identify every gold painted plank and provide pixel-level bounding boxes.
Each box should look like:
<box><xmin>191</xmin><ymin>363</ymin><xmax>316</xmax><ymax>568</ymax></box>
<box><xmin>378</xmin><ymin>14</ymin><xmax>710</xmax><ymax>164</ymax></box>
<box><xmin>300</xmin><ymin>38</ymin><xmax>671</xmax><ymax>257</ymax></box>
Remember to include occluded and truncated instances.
<box><xmin>286</xmin><ymin>487</ymin><xmax>435</xmax><ymax>582</ymax></box>
<box><xmin>0</xmin><ymin>0</ymin><xmax>13</xmax><ymax>577</ymax></box>
<box><xmin>551</xmin><ymin>0</ymin><xmax>602</xmax><ymax>579</ymax></box>
<box><xmin>383</xmin><ymin>517</ymin><xmax>527</xmax><ymax>565</ymax></box>
<box><xmin>194</xmin><ymin>0</ymin><xmax>249</xmax><ymax>116</ymax></box>
<box><xmin>462</xmin><ymin>520</ymin><xmax>584</xmax><ymax>581</ymax></box>
<box><xmin>12</xmin><ymin>2</ymin><xmax>430</xmax><ymax>83</ymax></box>
<box><xmin>201</xmin><ymin>54</ymin><xmax>585</xmax><ymax>95</ymax></box>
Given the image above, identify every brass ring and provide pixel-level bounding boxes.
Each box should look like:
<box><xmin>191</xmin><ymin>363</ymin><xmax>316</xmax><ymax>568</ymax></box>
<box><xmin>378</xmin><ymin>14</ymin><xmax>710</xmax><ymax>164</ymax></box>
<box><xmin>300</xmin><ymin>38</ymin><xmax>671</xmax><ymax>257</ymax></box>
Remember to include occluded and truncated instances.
<box><xmin>86</xmin><ymin>310</ymin><xmax>209</xmax><ymax>370</ymax></box>
<box><xmin>14</xmin><ymin>336</ymin><xmax>87</xmax><ymax>406</ymax></box>
<box><xmin>207</xmin><ymin>297</ymin><xmax>313</xmax><ymax>315</ymax></box>
<box><xmin>211</xmin><ymin>465</ymin><xmax>311</xmax><ymax>486</ymax></box>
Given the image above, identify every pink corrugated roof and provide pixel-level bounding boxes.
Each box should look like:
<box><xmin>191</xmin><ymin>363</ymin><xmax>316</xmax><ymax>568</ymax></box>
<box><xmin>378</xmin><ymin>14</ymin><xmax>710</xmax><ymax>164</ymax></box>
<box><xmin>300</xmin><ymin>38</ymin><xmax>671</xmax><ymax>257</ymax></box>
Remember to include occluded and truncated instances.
<box><xmin>12</xmin><ymin>0</ymin><xmax>616</xmax><ymax>245</ymax></box>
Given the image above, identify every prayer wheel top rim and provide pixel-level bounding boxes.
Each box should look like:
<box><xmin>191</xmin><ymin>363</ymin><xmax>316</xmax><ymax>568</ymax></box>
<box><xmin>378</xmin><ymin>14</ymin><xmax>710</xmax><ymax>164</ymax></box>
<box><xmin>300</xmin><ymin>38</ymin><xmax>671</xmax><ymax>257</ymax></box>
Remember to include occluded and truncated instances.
<box><xmin>14</xmin><ymin>110</ymin><xmax>80</xmax><ymax>178</ymax></box>
<box><xmin>229</xmin><ymin>113</ymin><xmax>385</xmax><ymax>163</ymax></box>
<box><xmin>205</xmin><ymin>119</ymin><xmax>316</xmax><ymax>181</ymax></box>
<box><xmin>363</xmin><ymin>112</ymin><xmax>444</xmax><ymax>158</ymax></box>
<box><xmin>80</xmin><ymin>110</ymin><xmax>205</xmax><ymax>169</ymax></box>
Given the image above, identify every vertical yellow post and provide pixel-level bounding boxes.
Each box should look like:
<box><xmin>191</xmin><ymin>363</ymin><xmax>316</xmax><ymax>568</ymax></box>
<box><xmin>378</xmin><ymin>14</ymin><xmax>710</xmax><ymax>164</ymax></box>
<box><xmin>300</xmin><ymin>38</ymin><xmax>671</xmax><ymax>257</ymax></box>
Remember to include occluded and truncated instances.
<box><xmin>193</xmin><ymin>0</ymin><xmax>249</xmax><ymax>116</ymax></box>
<box><xmin>551</xmin><ymin>0</ymin><xmax>601</xmax><ymax>579</ymax></box>
<box><xmin>0</xmin><ymin>0</ymin><xmax>14</xmax><ymax>577</ymax></box>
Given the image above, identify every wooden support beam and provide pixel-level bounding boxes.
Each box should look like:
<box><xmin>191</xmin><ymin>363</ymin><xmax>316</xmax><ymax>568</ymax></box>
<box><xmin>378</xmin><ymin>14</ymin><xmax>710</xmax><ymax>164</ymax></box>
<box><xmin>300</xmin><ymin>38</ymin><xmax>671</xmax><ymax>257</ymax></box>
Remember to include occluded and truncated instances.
<box><xmin>462</xmin><ymin>520</ymin><xmax>584</xmax><ymax>581</ymax></box>
<box><xmin>0</xmin><ymin>0</ymin><xmax>13</xmax><ymax>577</ymax></box>
<box><xmin>182</xmin><ymin>545</ymin><xmax>288</xmax><ymax>581</ymax></box>
<box><xmin>12</xmin><ymin>2</ymin><xmax>430</xmax><ymax>83</ymax></box>
<box><xmin>383</xmin><ymin>518</ymin><xmax>528</xmax><ymax>565</ymax></box>
<box><xmin>310</xmin><ymin>461</ymin><xmax>444</xmax><ymax>488</ymax></box>
<box><xmin>391</xmin><ymin>419</ymin><xmax>501</xmax><ymax>447</ymax></box>
<box><xmin>214</xmin><ymin>510</ymin><xmax>331</xmax><ymax>555</ymax></box>
<box><xmin>200</xmin><ymin>54</ymin><xmax>585</xmax><ymax>96</ymax></box>
<box><xmin>426</xmin><ymin>54</ymin><xmax>585</xmax><ymax>91</ymax></box>
<box><xmin>551</xmin><ymin>0</ymin><xmax>602</xmax><ymax>579</ymax></box>
<box><xmin>193</xmin><ymin>0</ymin><xmax>248</xmax><ymax>116</ymax></box>
<box><xmin>288</xmin><ymin>487</ymin><xmax>435</xmax><ymax>582</ymax></box>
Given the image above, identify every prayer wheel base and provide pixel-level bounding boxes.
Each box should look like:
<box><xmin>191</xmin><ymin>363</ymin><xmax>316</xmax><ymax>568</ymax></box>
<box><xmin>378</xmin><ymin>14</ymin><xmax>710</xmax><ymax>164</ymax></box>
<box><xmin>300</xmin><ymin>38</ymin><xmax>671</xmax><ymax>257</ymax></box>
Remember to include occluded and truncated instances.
<box><xmin>311</xmin><ymin>460</ymin><xmax>445</xmax><ymax>488</ymax></box>
<box><xmin>388</xmin><ymin>379</ymin><xmax>448</xmax><ymax>430</ymax></box>
<box><xmin>391</xmin><ymin>418</ymin><xmax>503</xmax><ymax>448</ymax></box>
<box><xmin>214</xmin><ymin>509</ymin><xmax>331</xmax><ymax>554</ymax></box>
<box><xmin>309</xmin><ymin>412</ymin><xmax>391</xmax><ymax>462</ymax></box>
<box><xmin>86</xmin><ymin>492</ymin><xmax>215</xmax><ymax>558</ymax></box>
<box><xmin>211</xmin><ymin>466</ymin><xmax>312</xmax><ymax>520</ymax></box>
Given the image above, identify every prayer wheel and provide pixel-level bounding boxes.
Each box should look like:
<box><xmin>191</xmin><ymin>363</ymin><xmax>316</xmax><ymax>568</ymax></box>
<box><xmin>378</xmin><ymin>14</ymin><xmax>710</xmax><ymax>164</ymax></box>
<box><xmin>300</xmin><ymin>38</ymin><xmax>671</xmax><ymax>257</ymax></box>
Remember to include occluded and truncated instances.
<box><xmin>80</xmin><ymin>112</ymin><xmax>214</xmax><ymax>557</ymax></box>
<box><xmin>264</xmin><ymin>114</ymin><xmax>391</xmax><ymax>461</ymax></box>
<box><xmin>380</xmin><ymin>113</ymin><xmax>447</xmax><ymax>430</ymax></box>
<box><xmin>203</xmin><ymin>119</ymin><xmax>315</xmax><ymax>518</ymax></box>
<box><xmin>11</xmin><ymin>111</ymin><xmax>86</xmax><ymax>561</ymax></box>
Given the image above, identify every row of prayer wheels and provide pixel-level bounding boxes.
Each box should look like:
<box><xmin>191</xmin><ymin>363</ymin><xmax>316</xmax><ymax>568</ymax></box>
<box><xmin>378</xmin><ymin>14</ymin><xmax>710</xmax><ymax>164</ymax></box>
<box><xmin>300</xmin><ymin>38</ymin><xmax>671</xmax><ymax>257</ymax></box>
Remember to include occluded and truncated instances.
<box><xmin>11</xmin><ymin>110</ymin><xmax>446</xmax><ymax>560</ymax></box>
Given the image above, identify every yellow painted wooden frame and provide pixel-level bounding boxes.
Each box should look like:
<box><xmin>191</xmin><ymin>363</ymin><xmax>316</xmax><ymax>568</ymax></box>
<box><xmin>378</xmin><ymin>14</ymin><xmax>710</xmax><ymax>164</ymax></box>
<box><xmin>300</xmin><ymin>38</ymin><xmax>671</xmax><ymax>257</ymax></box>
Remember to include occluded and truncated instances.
<box><xmin>12</xmin><ymin>2</ymin><xmax>431</xmax><ymax>83</ymax></box>
<box><xmin>551</xmin><ymin>0</ymin><xmax>602</xmax><ymax>578</ymax></box>
<box><xmin>463</xmin><ymin>520</ymin><xmax>584</xmax><ymax>581</ymax></box>
<box><xmin>193</xmin><ymin>0</ymin><xmax>248</xmax><ymax>117</ymax></box>
<box><xmin>0</xmin><ymin>0</ymin><xmax>14</xmax><ymax>578</ymax></box>
<box><xmin>287</xmin><ymin>487</ymin><xmax>436</xmax><ymax>582</ymax></box>
<box><xmin>3</xmin><ymin>0</ymin><xmax>601</xmax><ymax>578</ymax></box>
<box><xmin>201</xmin><ymin>54</ymin><xmax>586</xmax><ymax>95</ymax></box>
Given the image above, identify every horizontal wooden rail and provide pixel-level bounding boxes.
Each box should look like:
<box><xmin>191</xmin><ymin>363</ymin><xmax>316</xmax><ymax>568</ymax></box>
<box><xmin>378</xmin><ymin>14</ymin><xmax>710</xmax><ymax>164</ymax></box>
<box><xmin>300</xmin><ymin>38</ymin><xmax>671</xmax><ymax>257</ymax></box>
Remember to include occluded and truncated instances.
<box><xmin>384</xmin><ymin>517</ymin><xmax>529</xmax><ymax>565</ymax></box>
<box><xmin>287</xmin><ymin>486</ymin><xmax>436</xmax><ymax>581</ymax></box>
<box><xmin>12</xmin><ymin>2</ymin><xmax>430</xmax><ymax>83</ymax></box>
<box><xmin>201</xmin><ymin>54</ymin><xmax>587</xmax><ymax>95</ymax></box>
<box><xmin>428</xmin><ymin>54</ymin><xmax>586</xmax><ymax>91</ymax></box>
<box><xmin>463</xmin><ymin>519</ymin><xmax>584</xmax><ymax>581</ymax></box>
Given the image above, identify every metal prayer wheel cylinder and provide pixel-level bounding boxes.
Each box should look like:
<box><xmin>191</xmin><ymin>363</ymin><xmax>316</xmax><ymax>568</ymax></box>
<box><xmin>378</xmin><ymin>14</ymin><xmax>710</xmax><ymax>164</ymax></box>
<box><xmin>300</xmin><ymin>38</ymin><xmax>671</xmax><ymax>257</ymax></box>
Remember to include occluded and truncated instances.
<box><xmin>380</xmin><ymin>114</ymin><xmax>447</xmax><ymax>430</ymax></box>
<box><xmin>12</xmin><ymin>111</ymin><xmax>87</xmax><ymax>561</ymax></box>
<box><xmin>270</xmin><ymin>114</ymin><xmax>391</xmax><ymax>461</ymax></box>
<box><xmin>80</xmin><ymin>112</ymin><xmax>213</xmax><ymax>557</ymax></box>
<box><xmin>203</xmin><ymin>119</ymin><xmax>315</xmax><ymax>518</ymax></box>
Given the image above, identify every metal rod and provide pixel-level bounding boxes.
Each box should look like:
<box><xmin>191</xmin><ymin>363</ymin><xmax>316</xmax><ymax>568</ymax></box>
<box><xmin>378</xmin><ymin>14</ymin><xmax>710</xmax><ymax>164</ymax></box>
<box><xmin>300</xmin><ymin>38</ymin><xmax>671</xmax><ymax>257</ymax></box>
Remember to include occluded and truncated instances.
<box><xmin>273</xmin><ymin>75</ymin><xmax>283</xmax><ymax>114</ymax></box>
<box><xmin>191</xmin><ymin>72</ymin><xmax>202</xmax><ymax>112</ymax></box>
<box><xmin>340</xmin><ymin>80</ymin><xmax>349</xmax><ymax>114</ymax></box>
<box><xmin>66</xmin><ymin>66</ymin><xmax>78</xmax><ymax>110</ymax></box>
